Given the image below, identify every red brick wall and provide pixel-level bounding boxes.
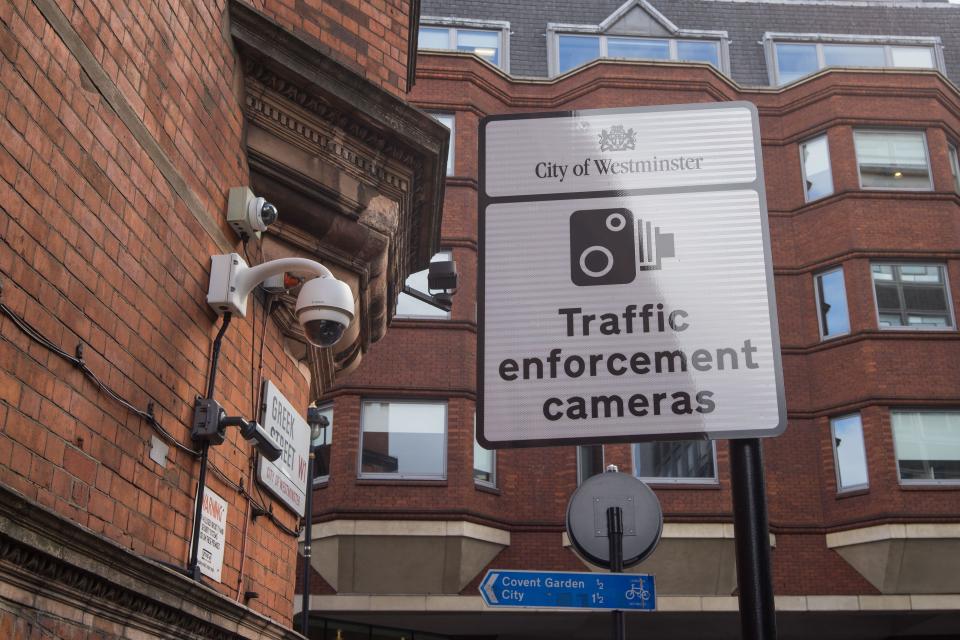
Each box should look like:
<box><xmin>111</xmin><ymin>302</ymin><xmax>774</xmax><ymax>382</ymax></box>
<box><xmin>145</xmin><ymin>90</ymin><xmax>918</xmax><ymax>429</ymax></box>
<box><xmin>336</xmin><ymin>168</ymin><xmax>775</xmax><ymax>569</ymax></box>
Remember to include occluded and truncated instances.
<box><xmin>320</xmin><ymin>56</ymin><xmax>960</xmax><ymax>596</ymax></box>
<box><xmin>248</xmin><ymin>0</ymin><xmax>414</xmax><ymax>96</ymax></box>
<box><xmin>0</xmin><ymin>0</ymin><xmax>413</xmax><ymax>624</ymax></box>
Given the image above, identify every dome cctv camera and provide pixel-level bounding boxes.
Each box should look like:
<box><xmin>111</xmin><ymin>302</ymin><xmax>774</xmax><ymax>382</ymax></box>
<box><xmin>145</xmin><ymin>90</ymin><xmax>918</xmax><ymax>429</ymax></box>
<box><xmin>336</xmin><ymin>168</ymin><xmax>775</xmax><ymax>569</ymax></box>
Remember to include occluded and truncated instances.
<box><xmin>248</xmin><ymin>196</ymin><xmax>278</xmax><ymax>232</ymax></box>
<box><xmin>207</xmin><ymin>253</ymin><xmax>355</xmax><ymax>346</ymax></box>
<box><xmin>295</xmin><ymin>276</ymin><xmax>355</xmax><ymax>348</ymax></box>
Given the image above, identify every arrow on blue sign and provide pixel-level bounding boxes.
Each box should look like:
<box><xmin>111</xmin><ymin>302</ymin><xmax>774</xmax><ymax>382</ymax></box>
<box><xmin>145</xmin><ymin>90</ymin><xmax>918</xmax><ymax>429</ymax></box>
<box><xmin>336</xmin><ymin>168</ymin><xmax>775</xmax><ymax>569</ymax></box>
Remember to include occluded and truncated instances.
<box><xmin>479</xmin><ymin>570</ymin><xmax>655</xmax><ymax>611</ymax></box>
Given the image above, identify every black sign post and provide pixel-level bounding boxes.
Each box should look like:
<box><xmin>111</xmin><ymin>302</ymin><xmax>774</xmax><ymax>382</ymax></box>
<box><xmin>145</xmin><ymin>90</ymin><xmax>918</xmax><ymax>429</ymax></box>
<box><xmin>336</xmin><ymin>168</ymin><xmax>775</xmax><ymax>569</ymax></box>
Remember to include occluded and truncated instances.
<box><xmin>730</xmin><ymin>438</ymin><xmax>777</xmax><ymax>640</ymax></box>
<box><xmin>606</xmin><ymin>506</ymin><xmax>626</xmax><ymax>640</ymax></box>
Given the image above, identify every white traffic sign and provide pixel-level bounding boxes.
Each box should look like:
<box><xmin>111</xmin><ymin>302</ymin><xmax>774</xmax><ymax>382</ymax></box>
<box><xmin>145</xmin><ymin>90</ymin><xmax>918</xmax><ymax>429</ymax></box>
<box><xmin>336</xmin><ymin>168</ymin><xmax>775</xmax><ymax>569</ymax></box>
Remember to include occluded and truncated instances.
<box><xmin>478</xmin><ymin>102</ymin><xmax>785</xmax><ymax>448</ymax></box>
<box><xmin>257</xmin><ymin>380</ymin><xmax>311</xmax><ymax>515</ymax></box>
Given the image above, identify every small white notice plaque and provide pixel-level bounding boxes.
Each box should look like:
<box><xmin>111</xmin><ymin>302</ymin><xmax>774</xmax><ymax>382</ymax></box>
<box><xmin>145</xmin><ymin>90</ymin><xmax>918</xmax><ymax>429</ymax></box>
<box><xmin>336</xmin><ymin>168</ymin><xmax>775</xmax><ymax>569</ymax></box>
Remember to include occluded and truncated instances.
<box><xmin>198</xmin><ymin>487</ymin><xmax>228</xmax><ymax>582</ymax></box>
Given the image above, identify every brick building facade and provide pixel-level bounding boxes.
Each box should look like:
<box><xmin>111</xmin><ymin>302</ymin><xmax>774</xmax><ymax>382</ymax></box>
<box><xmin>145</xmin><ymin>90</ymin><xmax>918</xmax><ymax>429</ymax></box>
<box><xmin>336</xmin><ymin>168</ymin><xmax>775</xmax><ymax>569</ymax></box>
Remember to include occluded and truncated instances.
<box><xmin>298</xmin><ymin>1</ymin><xmax>960</xmax><ymax>639</ymax></box>
<box><xmin>0</xmin><ymin>0</ymin><xmax>446</xmax><ymax>638</ymax></box>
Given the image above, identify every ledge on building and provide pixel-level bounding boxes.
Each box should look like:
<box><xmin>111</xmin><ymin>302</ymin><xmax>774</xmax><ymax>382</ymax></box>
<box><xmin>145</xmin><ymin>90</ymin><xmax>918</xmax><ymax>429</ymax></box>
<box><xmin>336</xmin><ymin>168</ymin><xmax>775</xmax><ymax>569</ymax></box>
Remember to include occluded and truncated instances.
<box><xmin>308</xmin><ymin>520</ymin><xmax>509</xmax><ymax>595</ymax></box>
<box><xmin>826</xmin><ymin>523</ymin><xmax>960</xmax><ymax>594</ymax></box>
<box><xmin>563</xmin><ymin>524</ymin><xmax>776</xmax><ymax>596</ymax></box>
<box><xmin>0</xmin><ymin>484</ymin><xmax>300</xmax><ymax>640</ymax></box>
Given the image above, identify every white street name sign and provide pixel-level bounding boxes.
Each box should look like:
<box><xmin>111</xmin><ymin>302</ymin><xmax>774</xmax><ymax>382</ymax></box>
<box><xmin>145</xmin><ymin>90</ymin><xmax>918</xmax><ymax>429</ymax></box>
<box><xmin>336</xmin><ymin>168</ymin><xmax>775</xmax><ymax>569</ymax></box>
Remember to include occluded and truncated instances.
<box><xmin>257</xmin><ymin>380</ymin><xmax>311</xmax><ymax>515</ymax></box>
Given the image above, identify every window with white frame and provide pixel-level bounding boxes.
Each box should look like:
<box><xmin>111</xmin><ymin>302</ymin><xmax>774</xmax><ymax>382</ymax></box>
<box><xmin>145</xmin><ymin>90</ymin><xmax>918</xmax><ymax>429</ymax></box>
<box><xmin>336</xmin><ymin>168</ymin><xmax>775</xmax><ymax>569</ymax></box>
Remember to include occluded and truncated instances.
<box><xmin>577</xmin><ymin>445</ymin><xmax>604</xmax><ymax>485</ymax></box>
<box><xmin>815</xmin><ymin>267</ymin><xmax>850</xmax><ymax>340</ymax></box>
<box><xmin>831</xmin><ymin>413</ymin><xmax>868</xmax><ymax>492</ymax></box>
<box><xmin>396</xmin><ymin>250</ymin><xmax>453</xmax><ymax>319</ymax></box>
<box><xmin>418</xmin><ymin>21</ymin><xmax>508</xmax><ymax>70</ymax></box>
<box><xmin>800</xmin><ymin>135</ymin><xmax>833</xmax><ymax>202</ymax></box>
<box><xmin>854</xmin><ymin>130</ymin><xmax>931</xmax><ymax>190</ymax></box>
<box><xmin>427</xmin><ymin>113</ymin><xmax>455</xmax><ymax>177</ymax></box>
<box><xmin>633</xmin><ymin>440</ymin><xmax>716</xmax><ymax>483</ymax></box>
<box><xmin>554</xmin><ymin>33</ymin><xmax>722</xmax><ymax>75</ymax></box>
<box><xmin>768</xmin><ymin>35</ymin><xmax>939</xmax><ymax>85</ymax></box>
<box><xmin>871</xmin><ymin>263</ymin><xmax>953</xmax><ymax>329</ymax></box>
<box><xmin>312</xmin><ymin>404</ymin><xmax>333</xmax><ymax>484</ymax></box>
<box><xmin>359</xmin><ymin>400</ymin><xmax>447</xmax><ymax>479</ymax></box>
<box><xmin>892</xmin><ymin>410</ymin><xmax>960</xmax><ymax>483</ymax></box>
<box><xmin>473</xmin><ymin>415</ymin><xmax>496</xmax><ymax>487</ymax></box>
<box><xmin>949</xmin><ymin>143</ymin><xmax>960</xmax><ymax>192</ymax></box>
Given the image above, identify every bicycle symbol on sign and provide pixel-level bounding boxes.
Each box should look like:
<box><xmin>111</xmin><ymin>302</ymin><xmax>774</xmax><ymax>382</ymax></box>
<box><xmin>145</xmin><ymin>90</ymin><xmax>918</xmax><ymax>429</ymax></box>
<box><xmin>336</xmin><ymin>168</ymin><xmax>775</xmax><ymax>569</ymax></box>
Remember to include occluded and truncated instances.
<box><xmin>624</xmin><ymin>580</ymin><xmax>651</xmax><ymax>603</ymax></box>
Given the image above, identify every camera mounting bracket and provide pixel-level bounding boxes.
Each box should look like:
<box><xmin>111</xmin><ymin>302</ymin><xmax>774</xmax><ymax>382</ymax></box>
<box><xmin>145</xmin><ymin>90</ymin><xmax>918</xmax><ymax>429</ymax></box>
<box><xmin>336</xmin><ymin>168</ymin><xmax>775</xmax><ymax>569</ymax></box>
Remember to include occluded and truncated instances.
<box><xmin>206</xmin><ymin>254</ymin><xmax>334</xmax><ymax>317</ymax></box>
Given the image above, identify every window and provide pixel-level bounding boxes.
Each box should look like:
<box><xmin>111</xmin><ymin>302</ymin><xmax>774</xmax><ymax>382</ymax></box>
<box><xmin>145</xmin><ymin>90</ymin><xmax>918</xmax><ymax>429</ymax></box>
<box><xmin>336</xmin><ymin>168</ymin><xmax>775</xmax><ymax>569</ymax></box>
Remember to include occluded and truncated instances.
<box><xmin>312</xmin><ymin>404</ymin><xmax>333</xmax><ymax>484</ymax></box>
<box><xmin>418</xmin><ymin>21</ymin><xmax>508</xmax><ymax>70</ymax></box>
<box><xmin>831</xmin><ymin>414</ymin><xmax>868</xmax><ymax>491</ymax></box>
<box><xmin>633</xmin><ymin>440</ymin><xmax>716</xmax><ymax>483</ymax></box>
<box><xmin>577</xmin><ymin>445</ymin><xmax>604</xmax><ymax>485</ymax></box>
<box><xmin>800</xmin><ymin>135</ymin><xmax>833</xmax><ymax>202</ymax></box>
<box><xmin>554</xmin><ymin>34</ymin><xmax>722</xmax><ymax>75</ymax></box>
<box><xmin>892</xmin><ymin>411</ymin><xmax>960</xmax><ymax>483</ymax></box>
<box><xmin>474</xmin><ymin>415</ymin><xmax>495</xmax><ymax>487</ymax></box>
<box><xmin>871</xmin><ymin>263</ymin><xmax>953</xmax><ymax>329</ymax></box>
<box><xmin>815</xmin><ymin>267</ymin><xmax>850</xmax><ymax>339</ymax></box>
<box><xmin>768</xmin><ymin>35</ymin><xmax>938</xmax><ymax>85</ymax></box>
<box><xmin>428</xmin><ymin>113</ymin><xmax>454</xmax><ymax>176</ymax></box>
<box><xmin>949</xmin><ymin>143</ymin><xmax>960</xmax><ymax>192</ymax></box>
<box><xmin>854</xmin><ymin>131</ymin><xmax>931</xmax><ymax>190</ymax></box>
<box><xmin>359</xmin><ymin>400</ymin><xmax>446</xmax><ymax>479</ymax></box>
<box><xmin>396</xmin><ymin>250</ymin><xmax>453</xmax><ymax>319</ymax></box>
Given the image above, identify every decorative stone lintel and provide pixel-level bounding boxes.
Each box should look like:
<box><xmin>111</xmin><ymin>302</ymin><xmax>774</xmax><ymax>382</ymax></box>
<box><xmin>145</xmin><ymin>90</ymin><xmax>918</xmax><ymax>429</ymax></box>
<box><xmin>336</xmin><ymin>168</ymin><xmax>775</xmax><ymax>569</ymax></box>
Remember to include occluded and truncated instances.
<box><xmin>0</xmin><ymin>484</ymin><xmax>301</xmax><ymax>640</ymax></box>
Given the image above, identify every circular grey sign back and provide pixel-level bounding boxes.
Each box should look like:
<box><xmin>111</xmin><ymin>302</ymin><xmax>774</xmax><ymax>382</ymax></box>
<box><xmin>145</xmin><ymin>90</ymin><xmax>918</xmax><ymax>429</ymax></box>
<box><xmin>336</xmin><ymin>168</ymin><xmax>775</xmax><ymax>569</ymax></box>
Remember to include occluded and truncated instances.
<box><xmin>566</xmin><ymin>471</ymin><xmax>663</xmax><ymax>569</ymax></box>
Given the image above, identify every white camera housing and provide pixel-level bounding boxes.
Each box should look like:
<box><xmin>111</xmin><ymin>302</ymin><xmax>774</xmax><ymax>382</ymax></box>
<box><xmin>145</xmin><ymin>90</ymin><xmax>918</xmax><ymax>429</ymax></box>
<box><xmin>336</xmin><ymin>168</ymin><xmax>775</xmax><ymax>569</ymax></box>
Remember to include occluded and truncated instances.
<box><xmin>295</xmin><ymin>277</ymin><xmax>355</xmax><ymax>348</ymax></box>
<box><xmin>207</xmin><ymin>253</ymin><xmax>355</xmax><ymax>348</ymax></box>
<box><xmin>227</xmin><ymin>187</ymin><xmax>278</xmax><ymax>240</ymax></box>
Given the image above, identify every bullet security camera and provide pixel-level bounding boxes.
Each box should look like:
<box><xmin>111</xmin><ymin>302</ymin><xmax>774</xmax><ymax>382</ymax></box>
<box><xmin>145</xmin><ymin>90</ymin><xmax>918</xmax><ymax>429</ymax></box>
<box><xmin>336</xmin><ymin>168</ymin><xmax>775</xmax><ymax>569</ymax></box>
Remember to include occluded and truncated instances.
<box><xmin>240</xmin><ymin>420</ymin><xmax>283</xmax><ymax>462</ymax></box>
<box><xmin>191</xmin><ymin>398</ymin><xmax>283</xmax><ymax>462</ymax></box>
<box><xmin>295</xmin><ymin>276</ymin><xmax>355</xmax><ymax>348</ymax></box>
<box><xmin>207</xmin><ymin>254</ymin><xmax>356</xmax><ymax>348</ymax></box>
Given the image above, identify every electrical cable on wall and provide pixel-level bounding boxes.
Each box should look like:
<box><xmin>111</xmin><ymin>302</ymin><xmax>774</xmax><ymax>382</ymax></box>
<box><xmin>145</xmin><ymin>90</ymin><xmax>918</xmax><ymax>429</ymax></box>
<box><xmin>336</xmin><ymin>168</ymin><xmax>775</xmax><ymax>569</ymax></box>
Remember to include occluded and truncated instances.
<box><xmin>0</xmin><ymin>296</ymin><xmax>200</xmax><ymax>458</ymax></box>
<box><xmin>1</xmin><ymin>285</ymin><xmax>300</xmax><ymax>586</ymax></box>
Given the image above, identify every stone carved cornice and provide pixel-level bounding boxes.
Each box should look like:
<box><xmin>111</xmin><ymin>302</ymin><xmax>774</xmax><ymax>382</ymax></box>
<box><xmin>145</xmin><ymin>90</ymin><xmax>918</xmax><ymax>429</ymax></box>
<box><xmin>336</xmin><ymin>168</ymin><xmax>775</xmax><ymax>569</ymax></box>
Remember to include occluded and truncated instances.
<box><xmin>230</xmin><ymin>0</ymin><xmax>446</xmax><ymax>272</ymax></box>
<box><xmin>230</xmin><ymin>1</ymin><xmax>447</xmax><ymax>394</ymax></box>
<box><xmin>0</xmin><ymin>484</ymin><xmax>299</xmax><ymax>640</ymax></box>
<box><xmin>241</xmin><ymin>69</ymin><xmax>414</xmax><ymax>221</ymax></box>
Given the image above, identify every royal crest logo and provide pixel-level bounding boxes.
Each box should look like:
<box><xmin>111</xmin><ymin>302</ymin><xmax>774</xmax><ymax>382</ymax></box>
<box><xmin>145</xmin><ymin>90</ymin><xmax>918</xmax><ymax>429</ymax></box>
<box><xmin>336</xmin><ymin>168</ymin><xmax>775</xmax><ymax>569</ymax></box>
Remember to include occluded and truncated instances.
<box><xmin>598</xmin><ymin>125</ymin><xmax>637</xmax><ymax>152</ymax></box>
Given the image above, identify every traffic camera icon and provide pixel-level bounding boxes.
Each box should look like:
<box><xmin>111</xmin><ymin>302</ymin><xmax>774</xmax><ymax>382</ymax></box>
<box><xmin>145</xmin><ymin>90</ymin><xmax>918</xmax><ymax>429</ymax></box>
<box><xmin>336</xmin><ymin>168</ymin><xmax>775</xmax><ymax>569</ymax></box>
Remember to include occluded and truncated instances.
<box><xmin>569</xmin><ymin>208</ymin><xmax>676</xmax><ymax>286</ymax></box>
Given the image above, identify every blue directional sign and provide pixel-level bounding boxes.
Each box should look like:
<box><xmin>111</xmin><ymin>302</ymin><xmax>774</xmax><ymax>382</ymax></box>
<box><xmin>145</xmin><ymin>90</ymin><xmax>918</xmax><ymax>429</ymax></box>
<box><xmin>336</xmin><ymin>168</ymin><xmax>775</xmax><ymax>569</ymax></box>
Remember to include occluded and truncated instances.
<box><xmin>479</xmin><ymin>570</ymin><xmax>655</xmax><ymax>611</ymax></box>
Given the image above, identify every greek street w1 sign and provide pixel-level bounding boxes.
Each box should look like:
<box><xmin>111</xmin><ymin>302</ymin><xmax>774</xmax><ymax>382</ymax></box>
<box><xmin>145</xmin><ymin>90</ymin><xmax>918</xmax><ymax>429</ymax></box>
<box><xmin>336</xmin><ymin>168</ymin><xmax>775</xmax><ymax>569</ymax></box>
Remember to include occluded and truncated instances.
<box><xmin>478</xmin><ymin>102</ymin><xmax>785</xmax><ymax>448</ymax></box>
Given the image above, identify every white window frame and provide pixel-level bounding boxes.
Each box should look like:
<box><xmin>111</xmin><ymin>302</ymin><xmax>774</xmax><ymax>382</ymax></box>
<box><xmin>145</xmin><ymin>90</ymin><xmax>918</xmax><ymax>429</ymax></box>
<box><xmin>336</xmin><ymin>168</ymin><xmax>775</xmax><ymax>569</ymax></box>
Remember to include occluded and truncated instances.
<box><xmin>870</xmin><ymin>262</ymin><xmax>955</xmax><ymax>331</ymax></box>
<box><xmin>854</xmin><ymin>129</ymin><xmax>933</xmax><ymax>192</ymax></box>
<box><xmin>358</xmin><ymin>399</ymin><xmax>448</xmax><ymax>480</ymax></box>
<box><xmin>473</xmin><ymin>420</ymin><xmax>496</xmax><ymax>490</ymax></box>
<box><xmin>547</xmin><ymin>27</ymin><xmax>729</xmax><ymax>77</ymax></box>
<box><xmin>830</xmin><ymin>413</ymin><xmax>869</xmax><ymax>493</ymax></box>
<box><xmin>427</xmin><ymin>112</ymin><xmax>455</xmax><ymax>177</ymax></box>
<box><xmin>814</xmin><ymin>266</ymin><xmax>850</xmax><ymax>341</ymax></box>
<box><xmin>576</xmin><ymin>444</ymin><xmax>604</xmax><ymax>485</ymax></box>
<box><xmin>799</xmin><ymin>134</ymin><xmax>834</xmax><ymax>203</ymax></box>
<box><xmin>312</xmin><ymin>403</ymin><xmax>334</xmax><ymax>485</ymax></box>
<box><xmin>763</xmin><ymin>32</ymin><xmax>944</xmax><ymax>86</ymax></box>
<box><xmin>418</xmin><ymin>17</ymin><xmax>510</xmax><ymax>72</ymax></box>
<box><xmin>891</xmin><ymin>409</ymin><xmax>960</xmax><ymax>486</ymax></box>
<box><xmin>949</xmin><ymin>142</ymin><xmax>960</xmax><ymax>192</ymax></box>
<box><xmin>631</xmin><ymin>440</ymin><xmax>719</xmax><ymax>485</ymax></box>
